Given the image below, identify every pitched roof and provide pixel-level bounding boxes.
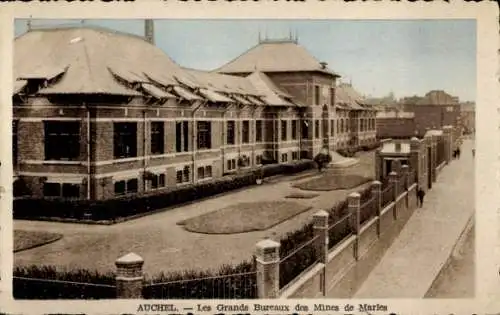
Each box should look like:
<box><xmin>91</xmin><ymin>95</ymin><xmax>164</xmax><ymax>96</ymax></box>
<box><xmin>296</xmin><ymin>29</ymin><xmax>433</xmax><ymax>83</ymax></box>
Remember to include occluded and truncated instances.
<box><xmin>415</xmin><ymin>90</ymin><xmax>459</xmax><ymax>105</ymax></box>
<box><xmin>246</xmin><ymin>71</ymin><xmax>304</xmax><ymax>107</ymax></box>
<box><xmin>216</xmin><ymin>39</ymin><xmax>339</xmax><ymax>77</ymax></box>
<box><xmin>335</xmin><ymin>83</ymin><xmax>371</xmax><ymax>110</ymax></box>
<box><xmin>13</xmin><ymin>26</ymin><xmax>264</xmax><ymax>100</ymax></box>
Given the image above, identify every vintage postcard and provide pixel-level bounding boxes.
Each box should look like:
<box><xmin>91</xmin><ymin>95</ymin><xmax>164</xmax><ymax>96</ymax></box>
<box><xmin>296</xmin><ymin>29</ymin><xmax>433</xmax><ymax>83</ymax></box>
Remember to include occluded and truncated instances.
<box><xmin>0</xmin><ymin>2</ymin><xmax>498</xmax><ymax>314</ymax></box>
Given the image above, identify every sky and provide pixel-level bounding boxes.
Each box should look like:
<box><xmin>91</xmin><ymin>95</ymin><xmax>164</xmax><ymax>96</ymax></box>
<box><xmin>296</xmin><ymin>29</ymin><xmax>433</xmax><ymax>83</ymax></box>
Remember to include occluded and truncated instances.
<box><xmin>14</xmin><ymin>19</ymin><xmax>476</xmax><ymax>102</ymax></box>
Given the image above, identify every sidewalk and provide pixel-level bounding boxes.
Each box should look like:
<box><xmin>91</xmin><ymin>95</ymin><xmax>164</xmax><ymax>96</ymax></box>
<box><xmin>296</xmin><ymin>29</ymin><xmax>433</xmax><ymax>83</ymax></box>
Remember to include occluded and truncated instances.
<box><xmin>353</xmin><ymin>139</ymin><xmax>474</xmax><ymax>298</ymax></box>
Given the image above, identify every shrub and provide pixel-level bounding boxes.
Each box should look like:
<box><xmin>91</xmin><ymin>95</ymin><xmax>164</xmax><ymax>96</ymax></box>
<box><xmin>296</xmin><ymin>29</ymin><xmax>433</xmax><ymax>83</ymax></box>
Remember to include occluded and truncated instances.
<box><xmin>143</xmin><ymin>259</ymin><xmax>256</xmax><ymax>299</ymax></box>
<box><xmin>13</xmin><ymin>265</ymin><xmax>115</xmax><ymax>299</ymax></box>
<box><xmin>14</xmin><ymin>161</ymin><xmax>315</xmax><ymax>222</ymax></box>
<box><xmin>313</xmin><ymin>152</ymin><xmax>332</xmax><ymax>171</ymax></box>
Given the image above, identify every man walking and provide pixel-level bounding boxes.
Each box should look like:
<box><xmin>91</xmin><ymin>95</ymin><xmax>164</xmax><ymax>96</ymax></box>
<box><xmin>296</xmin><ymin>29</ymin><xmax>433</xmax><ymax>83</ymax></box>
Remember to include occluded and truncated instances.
<box><xmin>417</xmin><ymin>187</ymin><xmax>426</xmax><ymax>208</ymax></box>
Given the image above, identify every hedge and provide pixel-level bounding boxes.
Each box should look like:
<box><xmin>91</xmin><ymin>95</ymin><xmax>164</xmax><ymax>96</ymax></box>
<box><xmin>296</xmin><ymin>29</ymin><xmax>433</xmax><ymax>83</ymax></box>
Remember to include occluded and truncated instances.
<box><xmin>13</xmin><ymin>265</ymin><xmax>115</xmax><ymax>299</ymax></box>
<box><xmin>14</xmin><ymin>160</ymin><xmax>316</xmax><ymax>222</ymax></box>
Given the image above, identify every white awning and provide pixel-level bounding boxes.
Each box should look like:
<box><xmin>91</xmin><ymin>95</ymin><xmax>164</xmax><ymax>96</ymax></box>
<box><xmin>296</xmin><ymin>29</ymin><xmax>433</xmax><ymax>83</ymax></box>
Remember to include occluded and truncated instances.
<box><xmin>18</xmin><ymin>65</ymin><xmax>68</xmax><ymax>81</ymax></box>
<box><xmin>231</xmin><ymin>94</ymin><xmax>251</xmax><ymax>105</ymax></box>
<box><xmin>142</xmin><ymin>83</ymin><xmax>176</xmax><ymax>99</ymax></box>
<box><xmin>13</xmin><ymin>80</ymin><xmax>27</xmax><ymax>94</ymax></box>
<box><xmin>199</xmin><ymin>88</ymin><xmax>233</xmax><ymax>103</ymax></box>
<box><xmin>172</xmin><ymin>86</ymin><xmax>203</xmax><ymax>101</ymax></box>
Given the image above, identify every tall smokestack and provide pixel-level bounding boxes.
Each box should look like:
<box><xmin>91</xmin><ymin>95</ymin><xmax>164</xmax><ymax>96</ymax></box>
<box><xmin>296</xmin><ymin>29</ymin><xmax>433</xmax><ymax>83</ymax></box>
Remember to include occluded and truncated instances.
<box><xmin>145</xmin><ymin>19</ymin><xmax>155</xmax><ymax>45</ymax></box>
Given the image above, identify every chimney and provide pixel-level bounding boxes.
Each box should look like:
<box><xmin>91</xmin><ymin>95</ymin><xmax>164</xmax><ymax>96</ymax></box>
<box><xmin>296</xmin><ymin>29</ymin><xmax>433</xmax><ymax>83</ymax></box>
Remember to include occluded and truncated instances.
<box><xmin>320</xmin><ymin>61</ymin><xmax>328</xmax><ymax>69</ymax></box>
<box><xmin>145</xmin><ymin>19</ymin><xmax>155</xmax><ymax>45</ymax></box>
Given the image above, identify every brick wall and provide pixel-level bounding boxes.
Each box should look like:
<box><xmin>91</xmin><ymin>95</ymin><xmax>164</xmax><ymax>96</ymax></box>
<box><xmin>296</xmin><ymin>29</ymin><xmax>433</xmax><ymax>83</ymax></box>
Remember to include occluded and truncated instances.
<box><xmin>376</xmin><ymin>118</ymin><xmax>416</xmax><ymax>139</ymax></box>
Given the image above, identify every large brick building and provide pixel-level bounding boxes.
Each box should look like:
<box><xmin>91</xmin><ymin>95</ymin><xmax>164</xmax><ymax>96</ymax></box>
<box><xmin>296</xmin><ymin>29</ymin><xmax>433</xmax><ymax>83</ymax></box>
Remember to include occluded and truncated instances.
<box><xmin>12</xmin><ymin>25</ymin><xmax>376</xmax><ymax>200</ymax></box>
<box><xmin>376</xmin><ymin>90</ymin><xmax>462</xmax><ymax>139</ymax></box>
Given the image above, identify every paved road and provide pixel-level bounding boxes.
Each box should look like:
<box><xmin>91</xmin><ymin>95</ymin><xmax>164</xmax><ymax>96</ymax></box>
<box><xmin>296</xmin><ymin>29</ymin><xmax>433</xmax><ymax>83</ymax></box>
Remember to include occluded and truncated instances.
<box><xmin>353</xmin><ymin>139</ymin><xmax>475</xmax><ymax>298</ymax></box>
<box><xmin>425</xmin><ymin>221</ymin><xmax>475</xmax><ymax>298</ymax></box>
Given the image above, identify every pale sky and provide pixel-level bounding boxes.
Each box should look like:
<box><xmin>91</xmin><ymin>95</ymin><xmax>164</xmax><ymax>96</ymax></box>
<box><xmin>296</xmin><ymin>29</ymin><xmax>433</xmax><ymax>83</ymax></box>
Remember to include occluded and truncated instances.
<box><xmin>15</xmin><ymin>19</ymin><xmax>476</xmax><ymax>102</ymax></box>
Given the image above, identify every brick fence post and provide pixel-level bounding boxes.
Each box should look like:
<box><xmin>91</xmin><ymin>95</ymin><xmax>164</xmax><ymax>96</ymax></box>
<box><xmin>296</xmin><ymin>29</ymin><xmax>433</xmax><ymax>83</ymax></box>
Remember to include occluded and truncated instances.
<box><xmin>371</xmin><ymin>181</ymin><xmax>382</xmax><ymax>237</ymax></box>
<box><xmin>313</xmin><ymin>210</ymin><xmax>329</xmax><ymax>296</ymax></box>
<box><xmin>389</xmin><ymin>171</ymin><xmax>399</xmax><ymax>220</ymax></box>
<box><xmin>348</xmin><ymin>192</ymin><xmax>361</xmax><ymax>260</ymax></box>
<box><xmin>255</xmin><ymin>239</ymin><xmax>280</xmax><ymax>298</ymax></box>
<box><xmin>115</xmin><ymin>252</ymin><xmax>144</xmax><ymax>299</ymax></box>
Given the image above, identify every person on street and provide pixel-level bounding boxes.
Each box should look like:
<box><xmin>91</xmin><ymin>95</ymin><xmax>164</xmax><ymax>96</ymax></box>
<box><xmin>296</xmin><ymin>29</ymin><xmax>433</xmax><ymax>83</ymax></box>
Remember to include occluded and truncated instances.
<box><xmin>457</xmin><ymin>147</ymin><xmax>461</xmax><ymax>159</ymax></box>
<box><xmin>417</xmin><ymin>187</ymin><xmax>426</xmax><ymax>208</ymax></box>
<box><xmin>472</xmin><ymin>148</ymin><xmax>475</xmax><ymax>157</ymax></box>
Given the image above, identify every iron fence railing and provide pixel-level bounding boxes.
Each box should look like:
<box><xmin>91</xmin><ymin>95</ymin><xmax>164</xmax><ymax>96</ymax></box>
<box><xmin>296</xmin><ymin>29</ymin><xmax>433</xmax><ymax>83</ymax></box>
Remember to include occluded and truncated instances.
<box><xmin>360</xmin><ymin>196</ymin><xmax>377</xmax><ymax>225</ymax></box>
<box><xmin>381</xmin><ymin>184</ymin><xmax>394</xmax><ymax>207</ymax></box>
<box><xmin>279</xmin><ymin>235</ymin><xmax>319</xmax><ymax>289</ymax></box>
<box><xmin>13</xmin><ymin>276</ymin><xmax>116</xmax><ymax>299</ymax></box>
<box><xmin>327</xmin><ymin>213</ymin><xmax>352</xmax><ymax>250</ymax></box>
<box><xmin>143</xmin><ymin>271</ymin><xmax>257</xmax><ymax>299</ymax></box>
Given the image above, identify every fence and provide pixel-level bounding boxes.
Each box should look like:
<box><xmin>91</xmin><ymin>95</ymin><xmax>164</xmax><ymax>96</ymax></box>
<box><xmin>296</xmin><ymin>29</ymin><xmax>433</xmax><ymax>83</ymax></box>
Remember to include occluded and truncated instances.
<box><xmin>14</xmin><ymin>175</ymin><xmax>418</xmax><ymax>300</ymax></box>
<box><xmin>143</xmin><ymin>272</ymin><xmax>257</xmax><ymax>299</ymax></box>
<box><xmin>13</xmin><ymin>276</ymin><xmax>116</xmax><ymax>299</ymax></box>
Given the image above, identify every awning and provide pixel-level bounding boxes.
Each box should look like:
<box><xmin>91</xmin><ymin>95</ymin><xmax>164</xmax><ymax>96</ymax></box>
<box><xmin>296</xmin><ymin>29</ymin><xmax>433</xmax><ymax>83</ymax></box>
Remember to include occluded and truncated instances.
<box><xmin>18</xmin><ymin>65</ymin><xmax>68</xmax><ymax>81</ymax></box>
<box><xmin>142</xmin><ymin>83</ymin><xmax>176</xmax><ymax>99</ymax></box>
<box><xmin>199</xmin><ymin>88</ymin><xmax>234</xmax><ymax>103</ymax></box>
<box><xmin>172</xmin><ymin>86</ymin><xmax>203</xmax><ymax>101</ymax></box>
<box><xmin>108</xmin><ymin>66</ymin><xmax>147</xmax><ymax>84</ymax></box>
<box><xmin>13</xmin><ymin>80</ymin><xmax>27</xmax><ymax>94</ymax></box>
<box><xmin>247</xmin><ymin>95</ymin><xmax>267</xmax><ymax>106</ymax></box>
<box><xmin>231</xmin><ymin>94</ymin><xmax>251</xmax><ymax>105</ymax></box>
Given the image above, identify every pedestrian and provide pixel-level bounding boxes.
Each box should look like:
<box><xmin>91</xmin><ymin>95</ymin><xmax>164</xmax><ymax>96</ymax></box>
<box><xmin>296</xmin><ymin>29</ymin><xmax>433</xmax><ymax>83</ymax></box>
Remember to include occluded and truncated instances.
<box><xmin>457</xmin><ymin>147</ymin><xmax>461</xmax><ymax>159</ymax></box>
<box><xmin>472</xmin><ymin>148</ymin><xmax>475</xmax><ymax>157</ymax></box>
<box><xmin>417</xmin><ymin>187</ymin><xmax>426</xmax><ymax>208</ymax></box>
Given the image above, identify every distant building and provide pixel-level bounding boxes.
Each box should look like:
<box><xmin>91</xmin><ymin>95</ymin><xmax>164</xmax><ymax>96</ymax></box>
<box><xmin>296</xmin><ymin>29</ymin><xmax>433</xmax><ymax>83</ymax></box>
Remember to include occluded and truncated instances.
<box><xmin>376</xmin><ymin>90</ymin><xmax>462</xmax><ymax>139</ymax></box>
<box><xmin>460</xmin><ymin>101</ymin><xmax>475</xmax><ymax>134</ymax></box>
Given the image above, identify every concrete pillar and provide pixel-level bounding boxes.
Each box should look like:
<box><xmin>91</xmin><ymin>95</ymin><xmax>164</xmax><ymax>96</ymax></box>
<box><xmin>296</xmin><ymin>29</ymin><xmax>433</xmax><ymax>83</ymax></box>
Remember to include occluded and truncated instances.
<box><xmin>313</xmin><ymin>210</ymin><xmax>329</xmax><ymax>296</ymax></box>
<box><xmin>115</xmin><ymin>252</ymin><xmax>144</xmax><ymax>299</ymax></box>
<box><xmin>371</xmin><ymin>180</ymin><xmax>382</xmax><ymax>236</ymax></box>
<box><xmin>348</xmin><ymin>192</ymin><xmax>361</xmax><ymax>260</ymax></box>
<box><xmin>255</xmin><ymin>239</ymin><xmax>280</xmax><ymax>298</ymax></box>
<box><xmin>389</xmin><ymin>171</ymin><xmax>399</xmax><ymax>220</ymax></box>
<box><xmin>401</xmin><ymin>165</ymin><xmax>410</xmax><ymax>190</ymax></box>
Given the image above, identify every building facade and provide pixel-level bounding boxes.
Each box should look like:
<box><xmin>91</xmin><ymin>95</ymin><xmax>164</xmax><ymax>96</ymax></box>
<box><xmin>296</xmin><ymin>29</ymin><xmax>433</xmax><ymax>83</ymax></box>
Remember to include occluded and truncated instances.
<box><xmin>13</xmin><ymin>26</ymin><xmax>376</xmax><ymax>200</ymax></box>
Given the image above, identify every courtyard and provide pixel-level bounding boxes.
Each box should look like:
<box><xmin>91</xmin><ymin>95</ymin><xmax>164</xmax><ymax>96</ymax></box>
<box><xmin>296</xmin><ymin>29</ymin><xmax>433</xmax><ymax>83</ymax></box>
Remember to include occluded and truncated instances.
<box><xmin>14</xmin><ymin>150</ymin><xmax>376</xmax><ymax>276</ymax></box>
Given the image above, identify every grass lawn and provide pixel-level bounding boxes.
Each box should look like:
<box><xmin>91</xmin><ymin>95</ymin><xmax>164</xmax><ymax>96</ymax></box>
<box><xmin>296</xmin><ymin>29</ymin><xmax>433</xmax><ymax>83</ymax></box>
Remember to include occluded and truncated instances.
<box><xmin>178</xmin><ymin>201</ymin><xmax>312</xmax><ymax>234</ymax></box>
<box><xmin>293</xmin><ymin>174</ymin><xmax>372</xmax><ymax>191</ymax></box>
<box><xmin>285</xmin><ymin>192</ymin><xmax>320</xmax><ymax>199</ymax></box>
<box><xmin>14</xmin><ymin>230</ymin><xmax>63</xmax><ymax>252</ymax></box>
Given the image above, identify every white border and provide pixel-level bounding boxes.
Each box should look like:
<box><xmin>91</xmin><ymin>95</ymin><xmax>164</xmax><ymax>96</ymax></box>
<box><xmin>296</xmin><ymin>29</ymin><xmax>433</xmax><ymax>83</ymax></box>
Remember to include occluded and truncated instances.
<box><xmin>0</xmin><ymin>2</ymin><xmax>498</xmax><ymax>314</ymax></box>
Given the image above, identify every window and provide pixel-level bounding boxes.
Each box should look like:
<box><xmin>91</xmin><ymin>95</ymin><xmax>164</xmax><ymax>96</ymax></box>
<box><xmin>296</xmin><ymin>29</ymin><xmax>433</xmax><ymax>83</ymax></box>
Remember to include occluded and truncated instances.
<box><xmin>44</xmin><ymin>121</ymin><xmax>80</xmax><ymax>160</ymax></box>
<box><xmin>197</xmin><ymin>121</ymin><xmax>211</xmax><ymax>149</ymax></box>
<box><xmin>337</xmin><ymin>120</ymin><xmax>340</xmax><ymax>134</ymax></box>
<box><xmin>315</xmin><ymin>120</ymin><xmax>320</xmax><ymax>138</ymax></box>
<box><xmin>292</xmin><ymin>151</ymin><xmax>299</xmax><ymax>160</ymax></box>
<box><xmin>242</xmin><ymin>120</ymin><xmax>250</xmax><ymax>144</ymax></box>
<box><xmin>314</xmin><ymin>85</ymin><xmax>320</xmax><ymax>105</ymax></box>
<box><xmin>113</xmin><ymin>122</ymin><xmax>137</xmax><ymax>159</ymax></box>
<box><xmin>150</xmin><ymin>122</ymin><xmax>164</xmax><ymax>155</ymax></box>
<box><xmin>114</xmin><ymin>178</ymin><xmax>138</xmax><ymax>195</ymax></box>
<box><xmin>256</xmin><ymin>155</ymin><xmax>262</xmax><ymax>165</ymax></box>
<box><xmin>227</xmin><ymin>120</ymin><xmax>235</xmax><ymax>145</ymax></box>
<box><xmin>301</xmin><ymin>121</ymin><xmax>309</xmax><ymax>139</ymax></box>
<box><xmin>340</xmin><ymin>120</ymin><xmax>344</xmax><ymax>133</ymax></box>
<box><xmin>330</xmin><ymin>119</ymin><xmax>334</xmax><ymax>137</ymax></box>
<box><xmin>43</xmin><ymin>182</ymin><xmax>80</xmax><ymax>198</ymax></box>
<box><xmin>151</xmin><ymin>173</ymin><xmax>166</xmax><ymax>189</ymax></box>
<box><xmin>177</xmin><ymin>166</ymin><xmax>191</xmax><ymax>184</ymax></box>
<box><xmin>43</xmin><ymin>183</ymin><xmax>60</xmax><ymax>197</ymax></box>
<box><xmin>255</xmin><ymin>120</ymin><xmax>263</xmax><ymax>142</ymax></box>
<box><xmin>330</xmin><ymin>87</ymin><xmax>335</xmax><ymax>106</ymax></box>
<box><xmin>281</xmin><ymin>120</ymin><xmax>287</xmax><ymax>141</ymax></box>
<box><xmin>281</xmin><ymin>153</ymin><xmax>288</xmax><ymax>163</ymax></box>
<box><xmin>13</xmin><ymin>120</ymin><xmax>18</xmax><ymax>166</ymax></box>
<box><xmin>227</xmin><ymin>159</ymin><xmax>237</xmax><ymax>171</ymax></box>
<box><xmin>176</xmin><ymin>121</ymin><xmax>189</xmax><ymax>153</ymax></box>
<box><xmin>292</xmin><ymin>120</ymin><xmax>298</xmax><ymax>140</ymax></box>
<box><xmin>198</xmin><ymin>165</ymin><xmax>213</xmax><ymax>180</ymax></box>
